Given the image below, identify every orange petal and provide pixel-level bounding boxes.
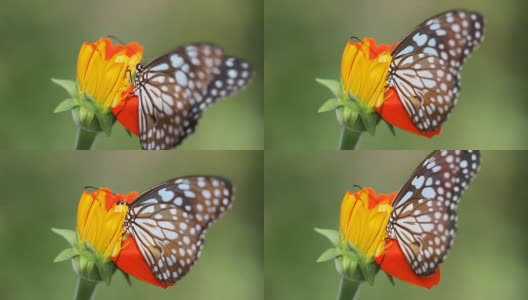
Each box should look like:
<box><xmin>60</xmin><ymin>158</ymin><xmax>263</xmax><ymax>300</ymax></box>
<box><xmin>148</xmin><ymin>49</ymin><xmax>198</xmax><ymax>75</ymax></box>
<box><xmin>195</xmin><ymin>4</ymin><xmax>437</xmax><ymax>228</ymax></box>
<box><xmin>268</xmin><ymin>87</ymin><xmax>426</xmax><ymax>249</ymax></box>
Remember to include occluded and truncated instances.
<box><xmin>111</xmin><ymin>87</ymin><xmax>139</xmax><ymax>136</ymax></box>
<box><xmin>376</xmin><ymin>88</ymin><xmax>441</xmax><ymax>138</ymax></box>
<box><xmin>375</xmin><ymin>239</ymin><xmax>440</xmax><ymax>288</ymax></box>
<box><xmin>113</xmin><ymin>236</ymin><xmax>173</xmax><ymax>288</ymax></box>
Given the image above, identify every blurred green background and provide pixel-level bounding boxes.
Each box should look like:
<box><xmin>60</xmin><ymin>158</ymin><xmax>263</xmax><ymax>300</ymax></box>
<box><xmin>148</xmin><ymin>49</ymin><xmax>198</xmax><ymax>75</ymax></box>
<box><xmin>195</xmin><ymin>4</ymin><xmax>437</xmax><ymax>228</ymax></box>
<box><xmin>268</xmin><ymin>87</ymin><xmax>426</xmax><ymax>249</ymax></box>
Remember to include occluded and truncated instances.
<box><xmin>1</xmin><ymin>151</ymin><xmax>263</xmax><ymax>299</ymax></box>
<box><xmin>265</xmin><ymin>0</ymin><xmax>528</xmax><ymax>149</ymax></box>
<box><xmin>265</xmin><ymin>151</ymin><xmax>527</xmax><ymax>300</ymax></box>
<box><xmin>1</xmin><ymin>0</ymin><xmax>263</xmax><ymax>150</ymax></box>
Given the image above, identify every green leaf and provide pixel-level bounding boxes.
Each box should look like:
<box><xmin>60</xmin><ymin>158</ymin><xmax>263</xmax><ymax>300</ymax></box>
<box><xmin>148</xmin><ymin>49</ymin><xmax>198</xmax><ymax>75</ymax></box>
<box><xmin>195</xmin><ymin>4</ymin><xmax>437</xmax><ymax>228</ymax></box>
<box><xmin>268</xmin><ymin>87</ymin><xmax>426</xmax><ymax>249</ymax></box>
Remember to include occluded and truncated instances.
<box><xmin>95</xmin><ymin>110</ymin><xmax>115</xmax><ymax>136</ymax></box>
<box><xmin>120</xmin><ymin>269</ymin><xmax>133</xmax><ymax>286</ymax></box>
<box><xmin>54</xmin><ymin>98</ymin><xmax>78</xmax><ymax>113</ymax></box>
<box><xmin>51</xmin><ymin>228</ymin><xmax>78</xmax><ymax>246</ymax></box>
<box><xmin>318</xmin><ymin>98</ymin><xmax>342</xmax><ymax>113</ymax></box>
<box><xmin>53</xmin><ymin>248</ymin><xmax>78</xmax><ymax>263</ymax></box>
<box><xmin>316</xmin><ymin>248</ymin><xmax>341</xmax><ymax>262</ymax></box>
<box><xmin>314</xmin><ymin>228</ymin><xmax>341</xmax><ymax>247</ymax></box>
<box><xmin>315</xmin><ymin>78</ymin><xmax>342</xmax><ymax>98</ymax></box>
<box><xmin>51</xmin><ymin>78</ymin><xmax>78</xmax><ymax>98</ymax></box>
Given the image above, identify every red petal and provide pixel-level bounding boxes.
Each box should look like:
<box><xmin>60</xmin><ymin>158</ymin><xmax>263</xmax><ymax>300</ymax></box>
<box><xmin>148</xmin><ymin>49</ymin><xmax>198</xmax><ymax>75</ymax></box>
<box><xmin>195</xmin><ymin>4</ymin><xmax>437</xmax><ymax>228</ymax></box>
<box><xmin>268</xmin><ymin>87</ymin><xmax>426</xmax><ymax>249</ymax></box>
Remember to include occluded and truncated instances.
<box><xmin>112</xmin><ymin>87</ymin><xmax>139</xmax><ymax>136</ymax></box>
<box><xmin>112</xmin><ymin>236</ymin><xmax>173</xmax><ymax>288</ymax></box>
<box><xmin>376</xmin><ymin>88</ymin><xmax>441</xmax><ymax>138</ymax></box>
<box><xmin>375</xmin><ymin>239</ymin><xmax>440</xmax><ymax>288</ymax></box>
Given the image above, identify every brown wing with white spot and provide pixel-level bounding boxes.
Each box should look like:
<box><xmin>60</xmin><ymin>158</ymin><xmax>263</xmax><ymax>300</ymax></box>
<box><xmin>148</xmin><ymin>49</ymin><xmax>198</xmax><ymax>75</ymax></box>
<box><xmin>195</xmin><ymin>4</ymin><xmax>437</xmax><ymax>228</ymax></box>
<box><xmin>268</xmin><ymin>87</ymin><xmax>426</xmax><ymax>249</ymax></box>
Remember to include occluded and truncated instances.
<box><xmin>124</xmin><ymin>176</ymin><xmax>234</xmax><ymax>284</ymax></box>
<box><xmin>135</xmin><ymin>43</ymin><xmax>253</xmax><ymax>150</ymax></box>
<box><xmin>386</xmin><ymin>150</ymin><xmax>480</xmax><ymax>276</ymax></box>
<box><xmin>388</xmin><ymin>10</ymin><xmax>485</xmax><ymax>132</ymax></box>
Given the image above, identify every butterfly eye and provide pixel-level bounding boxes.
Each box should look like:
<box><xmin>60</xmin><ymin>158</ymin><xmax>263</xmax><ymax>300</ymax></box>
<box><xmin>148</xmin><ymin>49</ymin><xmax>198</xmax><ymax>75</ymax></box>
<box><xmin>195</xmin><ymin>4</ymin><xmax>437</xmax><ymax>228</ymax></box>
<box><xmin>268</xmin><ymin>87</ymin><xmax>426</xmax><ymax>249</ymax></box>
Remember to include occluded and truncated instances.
<box><xmin>388</xmin><ymin>10</ymin><xmax>485</xmax><ymax>132</ymax></box>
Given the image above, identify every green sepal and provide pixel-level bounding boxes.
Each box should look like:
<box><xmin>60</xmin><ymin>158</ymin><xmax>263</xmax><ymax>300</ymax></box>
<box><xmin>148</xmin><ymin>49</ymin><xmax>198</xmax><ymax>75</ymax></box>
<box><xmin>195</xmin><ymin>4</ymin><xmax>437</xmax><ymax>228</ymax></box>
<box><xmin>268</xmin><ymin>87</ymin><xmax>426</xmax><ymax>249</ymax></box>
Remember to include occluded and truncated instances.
<box><xmin>318</xmin><ymin>98</ymin><xmax>342</xmax><ymax>113</ymax></box>
<box><xmin>51</xmin><ymin>78</ymin><xmax>78</xmax><ymax>98</ymax></box>
<box><xmin>385</xmin><ymin>121</ymin><xmax>397</xmax><ymax>136</ymax></box>
<box><xmin>96</xmin><ymin>257</ymin><xmax>116</xmax><ymax>285</ymax></box>
<box><xmin>386</xmin><ymin>273</ymin><xmax>396</xmax><ymax>286</ymax></box>
<box><xmin>315</xmin><ymin>78</ymin><xmax>342</xmax><ymax>98</ymax></box>
<box><xmin>316</xmin><ymin>248</ymin><xmax>342</xmax><ymax>263</ymax></box>
<box><xmin>314</xmin><ymin>228</ymin><xmax>341</xmax><ymax>247</ymax></box>
<box><xmin>95</xmin><ymin>109</ymin><xmax>116</xmax><ymax>136</ymax></box>
<box><xmin>357</xmin><ymin>258</ymin><xmax>379</xmax><ymax>286</ymax></box>
<box><xmin>81</xmin><ymin>242</ymin><xmax>98</xmax><ymax>261</ymax></box>
<box><xmin>53</xmin><ymin>248</ymin><xmax>79</xmax><ymax>263</ymax></box>
<box><xmin>120</xmin><ymin>269</ymin><xmax>133</xmax><ymax>286</ymax></box>
<box><xmin>358</xmin><ymin>108</ymin><xmax>380</xmax><ymax>136</ymax></box>
<box><xmin>54</xmin><ymin>98</ymin><xmax>79</xmax><ymax>113</ymax></box>
<box><xmin>52</xmin><ymin>228</ymin><xmax>78</xmax><ymax>247</ymax></box>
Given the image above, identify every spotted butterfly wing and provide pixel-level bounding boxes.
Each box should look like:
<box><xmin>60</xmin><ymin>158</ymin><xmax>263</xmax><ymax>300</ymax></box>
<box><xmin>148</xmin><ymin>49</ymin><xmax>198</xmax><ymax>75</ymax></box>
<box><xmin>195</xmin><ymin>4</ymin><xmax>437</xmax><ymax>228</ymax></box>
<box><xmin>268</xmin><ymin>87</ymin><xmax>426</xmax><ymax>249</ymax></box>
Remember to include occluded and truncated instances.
<box><xmin>134</xmin><ymin>43</ymin><xmax>252</xmax><ymax>150</ymax></box>
<box><xmin>123</xmin><ymin>176</ymin><xmax>234</xmax><ymax>283</ymax></box>
<box><xmin>387</xmin><ymin>10</ymin><xmax>485</xmax><ymax>131</ymax></box>
<box><xmin>386</xmin><ymin>150</ymin><xmax>480</xmax><ymax>276</ymax></box>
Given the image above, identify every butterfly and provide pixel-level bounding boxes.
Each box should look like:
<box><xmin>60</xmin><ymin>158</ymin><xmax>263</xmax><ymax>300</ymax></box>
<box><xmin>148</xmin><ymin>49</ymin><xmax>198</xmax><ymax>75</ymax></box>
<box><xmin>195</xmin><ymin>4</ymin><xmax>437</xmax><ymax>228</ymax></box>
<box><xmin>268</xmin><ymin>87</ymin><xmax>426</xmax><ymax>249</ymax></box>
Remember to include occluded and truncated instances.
<box><xmin>386</xmin><ymin>150</ymin><xmax>480</xmax><ymax>276</ymax></box>
<box><xmin>133</xmin><ymin>43</ymin><xmax>253</xmax><ymax>150</ymax></box>
<box><xmin>118</xmin><ymin>176</ymin><xmax>234</xmax><ymax>283</ymax></box>
<box><xmin>387</xmin><ymin>10</ymin><xmax>485</xmax><ymax>132</ymax></box>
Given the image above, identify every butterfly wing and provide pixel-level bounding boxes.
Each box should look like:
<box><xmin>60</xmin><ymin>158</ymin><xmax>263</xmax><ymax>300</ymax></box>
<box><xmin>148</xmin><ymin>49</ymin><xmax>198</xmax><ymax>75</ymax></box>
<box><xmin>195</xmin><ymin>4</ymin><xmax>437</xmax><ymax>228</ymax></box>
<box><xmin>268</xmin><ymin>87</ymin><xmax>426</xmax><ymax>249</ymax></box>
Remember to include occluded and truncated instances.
<box><xmin>388</xmin><ymin>10</ymin><xmax>485</xmax><ymax>132</ymax></box>
<box><xmin>387</xmin><ymin>150</ymin><xmax>480</xmax><ymax>275</ymax></box>
<box><xmin>135</xmin><ymin>43</ymin><xmax>252</xmax><ymax>150</ymax></box>
<box><xmin>124</xmin><ymin>176</ymin><xmax>234</xmax><ymax>283</ymax></box>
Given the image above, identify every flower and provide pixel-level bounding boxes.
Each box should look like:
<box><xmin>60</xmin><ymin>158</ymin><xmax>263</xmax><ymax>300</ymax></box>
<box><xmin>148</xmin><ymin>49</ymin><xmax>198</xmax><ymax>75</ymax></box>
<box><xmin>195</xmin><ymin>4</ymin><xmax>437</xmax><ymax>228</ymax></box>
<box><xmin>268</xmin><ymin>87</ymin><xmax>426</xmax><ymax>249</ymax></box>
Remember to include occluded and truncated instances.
<box><xmin>339</xmin><ymin>38</ymin><xmax>441</xmax><ymax>138</ymax></box>
<box><xmin>341</xmin><ymin>38</ymin><xmax>396</xmax><ymax>108</ymax></box>
<box><xmin>76</xmin><ymin>188</ymin><xmax>134</xmax><ymax>258</ymax></box>
<box><xmin>338</xmin><ymin>188</ymin><xmax>440</xmax><ymax>288</ymax></box>
<box><xmin>52</xmin><ymin>38</ymin><xmax>144</xmax><ymax>146</ymax></box>
<box><xmin>339</xmin><ymin>188</ymin><xmax>393</xmax><ymax>258</ymax></box>
<box><xmin>77</xmin><ymin>38</ymin><xmax>143</xmax><ymax>109</ymax></box>
<box><xmin>54</xmin><ymin>187</ymin><xmax>174</xmax><ymax>288</ymax></box>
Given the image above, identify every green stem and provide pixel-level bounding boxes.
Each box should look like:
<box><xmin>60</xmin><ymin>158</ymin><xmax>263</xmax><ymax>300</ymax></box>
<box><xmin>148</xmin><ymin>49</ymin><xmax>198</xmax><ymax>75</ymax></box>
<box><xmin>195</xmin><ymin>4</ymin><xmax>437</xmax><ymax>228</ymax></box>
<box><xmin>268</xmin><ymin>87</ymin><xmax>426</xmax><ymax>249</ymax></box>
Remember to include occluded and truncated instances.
<box><xmin>75</xmin><ymin>127</ymin><xmax>98</xmax><ymax>150</ymax></box>
<box><xmin>338</xmin><ymin>127</ymin><xmax>362</xmax><ymax>150</ymax></box>
<box><xmin>336</xmin><ymin>277</ymin><xmax>361</xmax><ymax>300</ymax></box>
<box><xmin>74</xmin><ymin>277</ymin><xmax>97</xmax><ymax>300</ymax></box>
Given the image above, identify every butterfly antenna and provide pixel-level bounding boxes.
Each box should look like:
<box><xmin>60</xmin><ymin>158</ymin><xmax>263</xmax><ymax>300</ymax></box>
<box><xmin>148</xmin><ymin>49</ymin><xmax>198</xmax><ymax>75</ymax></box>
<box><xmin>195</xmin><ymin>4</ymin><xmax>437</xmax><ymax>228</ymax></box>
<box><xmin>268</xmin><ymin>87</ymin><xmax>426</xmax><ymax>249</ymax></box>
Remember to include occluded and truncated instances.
<box><xmin>106</xmin><ymin>35</ymin><xmax>126</xmax><ymax>45</ymax></box>
<box><xmin>352</xmin><ymin>184</ymin><xmax>365</xmax><ymax>192</ymax></box>
<box><xmin>84</xmin><ymin>186</ymin><xmax>119</xmax><ymax>197</ymax></box>
<box><xmin>348</xmin><ymin>36</ymin><xmax>373</xmax><ymax>58</ymax></box>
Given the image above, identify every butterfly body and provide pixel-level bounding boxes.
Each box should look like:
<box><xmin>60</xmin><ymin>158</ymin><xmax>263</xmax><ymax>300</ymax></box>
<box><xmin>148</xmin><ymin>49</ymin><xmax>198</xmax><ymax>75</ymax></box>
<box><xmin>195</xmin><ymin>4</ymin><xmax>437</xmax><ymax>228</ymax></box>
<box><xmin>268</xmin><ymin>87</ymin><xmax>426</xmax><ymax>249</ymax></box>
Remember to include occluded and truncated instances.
<box><xmin>133</xmin><ymin>43</ymin><xmax>252</xmax><ymax>150</ymax></box>
<box><xmin>386</xmin><ymin>150</ymin><xmax>480</xmax><ymax>276</ymax></box>
<box><xmin>387</xmin><ymin>10</ymin><xmax>485</xmax><ymax>132</ymax></box>
<box><xmin>119</xmin><ymin>176</ymin><xmax>234</xmax><ymax>283</ymax></box>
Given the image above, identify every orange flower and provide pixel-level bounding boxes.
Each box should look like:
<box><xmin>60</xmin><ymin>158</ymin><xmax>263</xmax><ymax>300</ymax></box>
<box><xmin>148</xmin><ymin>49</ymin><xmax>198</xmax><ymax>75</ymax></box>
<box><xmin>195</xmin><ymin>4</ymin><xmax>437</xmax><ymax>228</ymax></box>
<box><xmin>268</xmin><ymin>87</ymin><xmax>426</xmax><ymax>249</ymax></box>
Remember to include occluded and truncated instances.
<box><xmin>77</xmin><ymin>188</ymin><xmax>136</xmax><ymax>258</ymax></box>
<box><xmin>341</xmin><ymin>38</ymin><xmax>397</xmax><ymax>108</ymax></box>
<box><xmin>341</xmin><ymin>38</ymin><xmax>440</xmax><ymax>138</ymax></box>
<box><xmin>340</xmin><ymin>188</ymin><xmax>440</xmax><ymax>288</ymax></box>
<box><xmin>76</xmin><ymin>187</ymin><xmax>172</xmax><ymax>288</ymax></box>
<box><xmin>76</xmin><ymin>38</ymin><xmax>143</xmax><ymax>108</ymax></box>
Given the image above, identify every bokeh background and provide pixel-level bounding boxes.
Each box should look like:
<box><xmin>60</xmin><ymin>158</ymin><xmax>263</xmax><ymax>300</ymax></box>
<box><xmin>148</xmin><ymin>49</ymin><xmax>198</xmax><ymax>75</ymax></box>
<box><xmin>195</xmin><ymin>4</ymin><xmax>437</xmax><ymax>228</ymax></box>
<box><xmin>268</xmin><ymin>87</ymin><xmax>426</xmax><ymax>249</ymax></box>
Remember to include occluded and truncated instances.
<box><xmin>1</xmin><ymin>0</ymin><xmax>263</xmax><ymax>150</ymax></box>
<box><xmin>265</xmin><ymin>151</ymin><xmax>526</xmax><ymax>300</ymax></box>
<box><xmin>1</xmin><ymin>151</ymin><xmax>263</xmax><ymax>299</ymax></box>
<box><xmin>265</xmin><ymin>0</ymin><xmax>528</xmax><ymax>149</ymax></box>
